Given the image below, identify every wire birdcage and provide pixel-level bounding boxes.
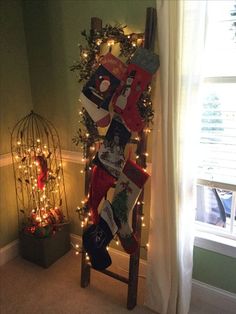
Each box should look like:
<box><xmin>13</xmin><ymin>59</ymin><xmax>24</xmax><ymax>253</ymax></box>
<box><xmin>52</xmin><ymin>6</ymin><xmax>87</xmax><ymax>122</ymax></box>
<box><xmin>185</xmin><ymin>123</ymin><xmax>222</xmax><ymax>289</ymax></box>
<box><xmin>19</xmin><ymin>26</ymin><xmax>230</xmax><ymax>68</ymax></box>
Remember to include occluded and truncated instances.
<box><xmin>11</xmin><ymin>110</ymin><xmax>68</xmax><ymax>237</ymax></box>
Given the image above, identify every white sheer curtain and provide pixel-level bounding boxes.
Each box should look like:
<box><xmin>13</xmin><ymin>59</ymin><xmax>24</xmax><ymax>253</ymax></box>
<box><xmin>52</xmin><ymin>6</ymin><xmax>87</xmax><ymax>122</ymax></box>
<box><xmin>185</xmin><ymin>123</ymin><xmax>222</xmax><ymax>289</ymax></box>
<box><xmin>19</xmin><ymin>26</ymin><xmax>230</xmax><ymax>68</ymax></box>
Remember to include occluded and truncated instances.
<box><xmin>145</xmin><ymin>1</ymin><xmax>207</xmax><ymax>313</ymax></box>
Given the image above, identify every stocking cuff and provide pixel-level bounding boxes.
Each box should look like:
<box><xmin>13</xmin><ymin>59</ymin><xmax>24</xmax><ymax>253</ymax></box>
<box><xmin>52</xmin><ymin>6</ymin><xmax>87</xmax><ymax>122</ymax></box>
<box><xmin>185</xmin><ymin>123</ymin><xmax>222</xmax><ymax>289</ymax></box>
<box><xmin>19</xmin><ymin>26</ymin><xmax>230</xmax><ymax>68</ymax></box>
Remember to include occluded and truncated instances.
<box><xmin>130</xmin><ymin>47</ymin><xmax>160</xmax><ymax>74</ymax></box>
<box><xmin>101</xmin><ymin>53</ymin><xmax>127</xmax><ymax>81</ymax></box>
<box><xmin>122</xmin><ymin>159</ymin><xmax>149</xmax><ymax>189</ymax></box>
<box><xmin>80</xmin><ymin>92</ymin><xmax>111</xmax><ymax>127</ymax></box>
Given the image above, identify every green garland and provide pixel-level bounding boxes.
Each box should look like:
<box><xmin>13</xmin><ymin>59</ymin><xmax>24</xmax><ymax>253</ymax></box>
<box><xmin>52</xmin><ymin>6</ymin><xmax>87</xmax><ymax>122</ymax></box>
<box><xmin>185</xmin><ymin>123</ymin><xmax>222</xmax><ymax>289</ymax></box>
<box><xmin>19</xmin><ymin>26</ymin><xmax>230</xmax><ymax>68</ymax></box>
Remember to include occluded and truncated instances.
<box><xmin>72</xmin><ymin>108</ymin><xmax>99</xmax><ymax>150</ymax></box>
<box><xmin>71</xmin><ymin>23</ymin><xmax>154</xmax><ymax>146</ymax></box>
<box><xmin>70</xmin><ymin>24</ymin><xmax>138</xmax><ymax>82</ymax></box>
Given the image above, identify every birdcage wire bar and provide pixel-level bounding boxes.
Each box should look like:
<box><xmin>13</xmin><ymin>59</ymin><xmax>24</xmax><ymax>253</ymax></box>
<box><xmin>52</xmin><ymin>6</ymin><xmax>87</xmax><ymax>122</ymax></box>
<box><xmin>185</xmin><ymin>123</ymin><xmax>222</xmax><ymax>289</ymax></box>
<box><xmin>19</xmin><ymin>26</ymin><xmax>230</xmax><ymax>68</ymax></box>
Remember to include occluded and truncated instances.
<box><xmin>11</xmin><ymin>110</ymin><xmax>68</xmax><ymax>234</ymax></box>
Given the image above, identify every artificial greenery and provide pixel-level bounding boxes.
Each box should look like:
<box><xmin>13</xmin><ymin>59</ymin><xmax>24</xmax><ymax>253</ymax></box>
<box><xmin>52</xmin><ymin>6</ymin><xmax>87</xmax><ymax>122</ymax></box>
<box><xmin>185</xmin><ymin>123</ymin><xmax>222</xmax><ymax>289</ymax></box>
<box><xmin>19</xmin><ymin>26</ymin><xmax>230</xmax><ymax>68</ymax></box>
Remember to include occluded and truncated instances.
<box><xmin>137</xmin><ymin>85</ymin><xmax>154</xmax><ymax>124</ymax></box>
<box><xmin>72</xmin><ymin>108</ymin><xmax>100</xmax><ymax>149</ymax></box>
<box><xmin>71</xmin><ymin>23</ymin><xmax>155</xmax><ymax>148</ymax></box>
<box><xmin>70</xmin><ymin>23</ymin><xmax>138</xmax><ymax>82</ymax></box>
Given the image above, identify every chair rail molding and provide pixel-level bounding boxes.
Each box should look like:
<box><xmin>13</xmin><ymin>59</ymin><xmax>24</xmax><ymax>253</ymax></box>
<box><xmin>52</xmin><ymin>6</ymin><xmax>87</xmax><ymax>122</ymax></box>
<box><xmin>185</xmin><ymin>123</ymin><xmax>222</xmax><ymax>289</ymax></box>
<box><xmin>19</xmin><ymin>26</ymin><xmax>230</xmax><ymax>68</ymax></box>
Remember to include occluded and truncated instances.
<box><xmin>0</xmin><ymin>150</ymin><xmax>84</xmax><ymax>168</ymax></box>
<box><xmin>0</xmin><ymin>153</ymin><xmax>12</xmax><ymax>167</ymax></box>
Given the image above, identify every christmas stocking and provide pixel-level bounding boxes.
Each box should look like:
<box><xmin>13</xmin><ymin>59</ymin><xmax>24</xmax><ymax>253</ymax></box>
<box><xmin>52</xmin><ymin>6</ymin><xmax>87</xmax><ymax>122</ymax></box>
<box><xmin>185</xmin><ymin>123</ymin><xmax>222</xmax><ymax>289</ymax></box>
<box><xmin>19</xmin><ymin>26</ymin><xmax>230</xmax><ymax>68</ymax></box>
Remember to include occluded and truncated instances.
<box><xmin>112</xmin><ymin>48</ymin><xmax>160</xmax><ymax>132</ymax></box>
<box><xmin>88</xmin><ymin>164</ymin><xmax>116</xmax><ymax>224</ymax></box>
<box><xmin>83</xmin><ymin>200</ymin><xmax>118</xmax><ymax>270</ymax></box>
<box><xmin>111</xmin><ymin>159</ymin><xmax>149</xmax><ymax>254</ymax></box>
<box><xmin>94</xmin><ymin>115</ymin><xmax>131</xmax><ymax>179</ymax></box>
<box><xmin>80</xmin><ymin>53</ymin><xmax>127</xmax><ymax>128</ymax></box>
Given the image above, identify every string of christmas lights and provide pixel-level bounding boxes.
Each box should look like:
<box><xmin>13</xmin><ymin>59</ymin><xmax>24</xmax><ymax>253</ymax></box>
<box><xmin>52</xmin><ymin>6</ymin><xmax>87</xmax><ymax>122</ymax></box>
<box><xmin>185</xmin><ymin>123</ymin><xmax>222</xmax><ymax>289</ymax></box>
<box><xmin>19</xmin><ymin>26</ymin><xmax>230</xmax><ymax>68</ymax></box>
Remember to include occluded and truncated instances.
<box><xmin>71</xmin><ymin>23</ymin><xmax>153</xmax><ymax>255</ymax></box>
<box><xmin>11</xmin><ymin>111</ymin><xmax>68</xmax><ymax>238</ymax></box>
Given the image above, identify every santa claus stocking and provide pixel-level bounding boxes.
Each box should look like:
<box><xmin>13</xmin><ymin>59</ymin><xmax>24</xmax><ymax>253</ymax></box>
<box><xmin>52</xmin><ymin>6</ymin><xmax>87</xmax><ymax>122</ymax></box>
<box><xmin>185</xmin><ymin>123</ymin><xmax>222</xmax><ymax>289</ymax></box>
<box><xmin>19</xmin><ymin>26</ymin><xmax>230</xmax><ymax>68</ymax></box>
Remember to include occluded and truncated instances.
<box><xmin>80</xmin><ymin>53</ymin><xmax>127</xmax><ymax>128</ymax></box>
<box><xmin>112</xmin><ymin>48</ymin><xmax>159</xmax><ymax>132</ymax></box>
<box><xmin>111</xmin><ymin>159</ymin><xmax>149</xmax><ymax>254</ymax></box>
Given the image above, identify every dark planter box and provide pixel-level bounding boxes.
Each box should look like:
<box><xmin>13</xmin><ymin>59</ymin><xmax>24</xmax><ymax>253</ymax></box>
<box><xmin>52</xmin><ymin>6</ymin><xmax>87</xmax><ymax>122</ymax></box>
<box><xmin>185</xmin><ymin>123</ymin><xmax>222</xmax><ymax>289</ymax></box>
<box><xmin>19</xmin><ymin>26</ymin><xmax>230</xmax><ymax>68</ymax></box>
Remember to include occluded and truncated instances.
<box><xmin>19</xmin><ymin>222</ymin><xmax>71</xmax><ymax>268</ymax></box>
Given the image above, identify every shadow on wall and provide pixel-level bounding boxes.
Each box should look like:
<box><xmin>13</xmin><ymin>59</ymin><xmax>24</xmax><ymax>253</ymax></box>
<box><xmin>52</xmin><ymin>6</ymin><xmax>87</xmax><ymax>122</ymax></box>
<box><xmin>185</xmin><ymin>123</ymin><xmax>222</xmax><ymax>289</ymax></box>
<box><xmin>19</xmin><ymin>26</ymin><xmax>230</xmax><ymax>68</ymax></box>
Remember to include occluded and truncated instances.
<box><xmin>22</xmin><ymin>0</ymin><xmax>73</xmax><ymax>149</ymax></box>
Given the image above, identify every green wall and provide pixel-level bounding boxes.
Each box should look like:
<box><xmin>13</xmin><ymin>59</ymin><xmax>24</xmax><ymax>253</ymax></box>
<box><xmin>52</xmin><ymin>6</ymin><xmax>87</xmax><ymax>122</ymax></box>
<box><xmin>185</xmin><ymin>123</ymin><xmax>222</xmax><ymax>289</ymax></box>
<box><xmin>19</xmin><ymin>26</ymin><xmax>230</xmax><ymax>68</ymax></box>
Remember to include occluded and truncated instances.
<box><xmin>0</xmin><ymin>0</ymin><xmax>32</xmax><ymax>247</ymax></box>
<box><xmin>0</xmin><ymin>0</ymin><xmax>235</xmax><ymax>295</ymax></box>
<box><xmin>0</xmin><ymin>166</ymin><xmax>18</xmax><ymax>247</ymax></box>
<box><xmin>0</xmin><ymin>0</ymin><xmax>33</xmax><ymax>154</ymax></box>
<box><xmin>193</xmin><ymin>247</ymin><xmax>236</xmax><ymax>293</ymax></box>
<box><xmin>22</xmin><ymin>0</ymin><xmax>155</xmax><ymax>151</ymax></box>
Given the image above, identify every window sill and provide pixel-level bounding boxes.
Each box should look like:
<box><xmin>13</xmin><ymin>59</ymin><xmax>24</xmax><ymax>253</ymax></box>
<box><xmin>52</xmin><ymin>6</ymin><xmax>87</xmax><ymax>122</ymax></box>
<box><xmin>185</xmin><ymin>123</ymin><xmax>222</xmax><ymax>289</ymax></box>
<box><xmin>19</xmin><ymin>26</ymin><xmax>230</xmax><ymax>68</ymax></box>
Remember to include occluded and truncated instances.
<box><xmin>194</xmin><ymin>231</ymin><xmax>236</xmax><ymax>258</ymax></box>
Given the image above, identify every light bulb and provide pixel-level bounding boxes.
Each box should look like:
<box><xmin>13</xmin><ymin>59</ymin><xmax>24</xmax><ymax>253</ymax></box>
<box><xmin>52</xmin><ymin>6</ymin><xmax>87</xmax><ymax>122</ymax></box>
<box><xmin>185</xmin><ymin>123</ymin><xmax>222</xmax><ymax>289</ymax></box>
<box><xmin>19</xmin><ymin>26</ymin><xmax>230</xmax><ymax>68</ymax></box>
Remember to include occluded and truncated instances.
<box><xmin>96</xmin><ymin>39</ymin><xmax>102</xmax><ymax>46</ymax></box>
<box><xmin>107</xmin><ymin>40</ymin><xmax>115</xmax><ymax>46</ymax></box>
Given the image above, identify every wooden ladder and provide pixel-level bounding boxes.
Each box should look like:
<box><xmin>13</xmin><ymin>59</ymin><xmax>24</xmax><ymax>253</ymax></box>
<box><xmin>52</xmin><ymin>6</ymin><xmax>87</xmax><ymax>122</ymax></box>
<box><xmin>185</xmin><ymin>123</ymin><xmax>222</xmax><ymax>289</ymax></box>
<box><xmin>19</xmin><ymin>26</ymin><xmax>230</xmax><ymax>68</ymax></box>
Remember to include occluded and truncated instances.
<box><xmin>80</xmin><ymin>7</ymin><xmax>157</xmax><ymax>310</ymax></box>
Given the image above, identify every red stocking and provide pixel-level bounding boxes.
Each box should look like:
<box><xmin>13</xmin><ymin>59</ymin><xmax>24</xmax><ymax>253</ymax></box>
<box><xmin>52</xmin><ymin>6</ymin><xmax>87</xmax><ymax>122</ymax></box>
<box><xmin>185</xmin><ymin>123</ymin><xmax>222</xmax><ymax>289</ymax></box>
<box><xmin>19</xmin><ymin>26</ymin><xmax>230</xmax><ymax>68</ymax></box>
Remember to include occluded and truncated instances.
<box><xmin>88</xmin><ymin>165</ymin><xmax>115</xmax><ymax>224</ymax></box>
<box><xmin>112</xmin><ymin>64</ymin><xmax>151</xmax><ymax>132</ymax></box>
<box><xmin>112</xmin><ymin>48</ymin><xmax>159</xmax><ymax>132</ymax></box>
<box><xmin>36</xmin><ymin>155</ymin><xmax>48</xmax><ymax>190</ymax></box>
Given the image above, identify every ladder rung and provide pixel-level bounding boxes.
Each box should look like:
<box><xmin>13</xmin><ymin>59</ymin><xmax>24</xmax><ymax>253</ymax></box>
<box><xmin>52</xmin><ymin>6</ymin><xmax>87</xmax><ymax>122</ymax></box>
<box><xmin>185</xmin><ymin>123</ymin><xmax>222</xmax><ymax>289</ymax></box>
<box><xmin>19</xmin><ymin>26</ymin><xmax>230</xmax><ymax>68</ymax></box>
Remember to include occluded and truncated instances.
<box><xmin>96</xmin><ymin>268</ymin><xmax>129</xmax><ymax>284</ymax></box>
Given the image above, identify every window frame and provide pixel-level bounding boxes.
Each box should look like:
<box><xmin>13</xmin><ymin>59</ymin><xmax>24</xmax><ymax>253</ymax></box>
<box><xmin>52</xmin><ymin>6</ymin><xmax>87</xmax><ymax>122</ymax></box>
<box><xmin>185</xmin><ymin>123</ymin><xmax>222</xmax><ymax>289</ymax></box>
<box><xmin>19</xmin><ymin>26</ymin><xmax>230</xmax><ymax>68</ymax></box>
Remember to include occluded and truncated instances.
<box><xmin>195</xmin><ymin>79</ymin><xmax>236</xmax><ymax>255</ymax></box>
<box><xmin>195</xmin><ymin>1</ymin><xmax>236</xmax><ymax>254</ymax></box>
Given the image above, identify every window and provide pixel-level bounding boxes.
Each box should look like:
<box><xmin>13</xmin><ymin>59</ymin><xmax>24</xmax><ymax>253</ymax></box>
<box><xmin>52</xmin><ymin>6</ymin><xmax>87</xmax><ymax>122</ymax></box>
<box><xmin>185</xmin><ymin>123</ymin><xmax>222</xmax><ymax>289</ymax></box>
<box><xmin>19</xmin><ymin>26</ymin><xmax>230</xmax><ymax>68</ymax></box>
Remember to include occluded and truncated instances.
<box><xmin>195</xmin><ymin>1</ymin><xmax>236</xmax><ymax>243</ymax></box>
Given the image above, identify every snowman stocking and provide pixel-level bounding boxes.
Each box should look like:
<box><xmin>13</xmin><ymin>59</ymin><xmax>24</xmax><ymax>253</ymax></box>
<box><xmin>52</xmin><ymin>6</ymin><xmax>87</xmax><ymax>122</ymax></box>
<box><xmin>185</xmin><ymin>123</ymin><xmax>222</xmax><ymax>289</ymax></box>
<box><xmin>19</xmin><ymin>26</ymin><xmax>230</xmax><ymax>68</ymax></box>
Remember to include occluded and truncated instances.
<box><xmin>111</xmin><ymin>159</ymin><xmax>149</xmax><ymax>254</ymax></box>
<box><xmin>112</xmin><ymin>48</ymin><xmax>160</xmax><ymax>132</ymax></box>
<box><xmin>80</xmin><ymin>53</ymin><xmax>127</xmax><ymax>128</ymax></box>
<box><xmin>94</xmin><ymin>115</ymin><xmax>131</xmax><ymax>179</ymax></box>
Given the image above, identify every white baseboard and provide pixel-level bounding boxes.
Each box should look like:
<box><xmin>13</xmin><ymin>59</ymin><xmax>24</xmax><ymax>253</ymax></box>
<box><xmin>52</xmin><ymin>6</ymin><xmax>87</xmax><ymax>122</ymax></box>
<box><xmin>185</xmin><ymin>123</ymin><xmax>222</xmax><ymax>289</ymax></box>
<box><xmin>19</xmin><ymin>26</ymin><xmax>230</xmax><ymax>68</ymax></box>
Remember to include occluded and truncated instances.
<box><xmin>70</xmin><ymin>233</ymin><xmax>147</xmax><ymax>278</ymax></box>
<box><xmin>0</xmin><ymin>240</ymin><xmax>19</xmax><ymax>266</ymax></box>
<box><xmin>191</xmin><ymin>279</ymin><xmax>236</xmax><ymax>314</ymax></box>
<box><xmin>71</xmin><ymin>233</ymin><xmax>236</xmax><ymax>312</ymax></box>
<box><xmin>61</xmin><ymin>150</ymin><xmax>84</xmax><ymax>164</ymax></box>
